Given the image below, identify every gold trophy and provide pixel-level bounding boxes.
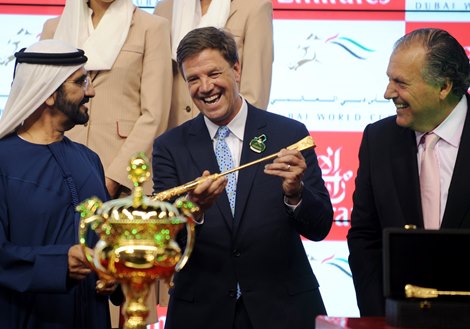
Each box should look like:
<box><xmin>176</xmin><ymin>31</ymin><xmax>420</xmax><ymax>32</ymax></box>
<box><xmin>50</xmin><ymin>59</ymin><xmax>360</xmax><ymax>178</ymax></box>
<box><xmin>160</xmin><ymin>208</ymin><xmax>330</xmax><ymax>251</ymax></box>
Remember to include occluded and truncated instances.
<box><xmin>77</xmin><ymin>153</ymin><xmax>196</xmax><ymax>329</ymax></box>
<box><xmin>77</xmin><ymin>136</ymin><xmax>314</xmax><ymax>328</ymax></box>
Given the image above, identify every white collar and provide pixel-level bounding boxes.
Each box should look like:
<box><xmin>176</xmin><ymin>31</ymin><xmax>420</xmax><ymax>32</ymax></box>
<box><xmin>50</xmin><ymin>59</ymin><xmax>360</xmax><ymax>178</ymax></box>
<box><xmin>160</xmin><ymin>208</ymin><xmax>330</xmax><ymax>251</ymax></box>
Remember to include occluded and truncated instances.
<box><xmin>54</xmin><ymin>0</ymin><xmax>134</xmax><ymax>71</ymax></box>
<box><xmin>171</xmin><ymin>0</ymin><xmax>231</xmax><ymax>60</ymax></box>
<box><xmin>205</xmin><ymin>97</ymin><xmax>247</xmax><ymax>142</ymax></box>
<box><xmin>415</xmin><ymin>95</ymin><xmax>468</xmax><ymax>147</ymax></box>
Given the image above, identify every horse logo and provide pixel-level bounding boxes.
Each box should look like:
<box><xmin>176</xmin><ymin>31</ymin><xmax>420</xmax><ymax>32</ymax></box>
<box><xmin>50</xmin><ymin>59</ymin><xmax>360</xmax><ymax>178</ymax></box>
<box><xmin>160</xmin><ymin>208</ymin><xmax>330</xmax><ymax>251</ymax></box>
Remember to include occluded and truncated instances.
<box><xmin>289</xmin><ymin>33</ymin><xmax>375</xmax><ymax>71</ymax></box>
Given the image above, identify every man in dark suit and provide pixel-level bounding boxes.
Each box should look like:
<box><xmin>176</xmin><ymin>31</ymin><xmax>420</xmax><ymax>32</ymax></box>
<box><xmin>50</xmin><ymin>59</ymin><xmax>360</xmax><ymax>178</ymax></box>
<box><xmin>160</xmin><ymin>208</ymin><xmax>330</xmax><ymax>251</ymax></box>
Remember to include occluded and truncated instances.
<box><xmin>348</xmin><ymin>28</ymin><xmax>470</xmax><ymax>316</ymax></box>
<box><xmin>152</xmin><ymin>27</ymin><xmax>333</xmax><ymax>329</ymax></box>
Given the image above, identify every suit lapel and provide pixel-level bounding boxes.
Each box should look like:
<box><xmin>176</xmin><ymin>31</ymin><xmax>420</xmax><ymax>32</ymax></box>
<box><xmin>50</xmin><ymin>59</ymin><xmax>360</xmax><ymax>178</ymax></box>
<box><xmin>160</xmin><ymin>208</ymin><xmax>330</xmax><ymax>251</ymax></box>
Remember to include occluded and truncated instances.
<box><xmin>442</xmin><ymin>95</ymin><xmax>470</xmax><ymax>228</ymax></box>
<box><xmin>391</xmin><ymin>127</ymin><xmax>422</xmax><ymax>228</ymax></box>
<box><xmin>227</xmin><ymin>0</ymin><xmax>238</xmax><ymax>20</ymax></box>
<box><xmin>232</xmin><ymin>106</ymin><xmax>268</xmax><ymax>236</ymax></box>
<box><xmin>187</xmin><ymin>115</ymin><xmax>235</xmax><ymax>229</ymax></box>
<box><xmin>187</xmin><ymin>115</ymin><xmax>219</xmax><ymax>174</ymax></box>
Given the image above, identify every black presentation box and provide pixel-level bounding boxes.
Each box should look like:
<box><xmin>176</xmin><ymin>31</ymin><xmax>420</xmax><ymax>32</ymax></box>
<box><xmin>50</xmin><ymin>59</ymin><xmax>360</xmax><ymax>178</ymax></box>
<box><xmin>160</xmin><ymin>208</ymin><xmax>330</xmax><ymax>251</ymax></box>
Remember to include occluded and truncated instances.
<box><xmin>383</xmin><ymin>228</ymin><xmax>470</xmax><ymax>328</ymax></box>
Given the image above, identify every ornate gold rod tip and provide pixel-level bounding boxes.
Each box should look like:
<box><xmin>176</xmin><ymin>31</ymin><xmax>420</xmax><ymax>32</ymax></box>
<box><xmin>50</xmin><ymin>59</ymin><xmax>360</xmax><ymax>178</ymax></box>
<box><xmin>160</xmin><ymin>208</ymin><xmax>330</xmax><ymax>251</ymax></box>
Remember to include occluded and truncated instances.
<box><xmin>405</xmin><ymin>284</ymin><xmax>470</xmax><ymax>299</ymax></box>
<box><xmin>223</xmin><ymin>135</ymin><xmax>315</xmax><ymax>176</ymax></box>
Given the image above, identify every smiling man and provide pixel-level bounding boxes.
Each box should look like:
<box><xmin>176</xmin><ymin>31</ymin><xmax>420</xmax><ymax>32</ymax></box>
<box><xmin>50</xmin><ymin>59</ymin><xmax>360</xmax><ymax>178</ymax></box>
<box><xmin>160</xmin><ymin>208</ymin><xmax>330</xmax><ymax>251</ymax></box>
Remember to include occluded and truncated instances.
<box><xmin>152</xmin><ymin>27</ymin><xmax>333</xmax><ymax>329</ymax></box>
<box><xmin>347</xmin><ymin>28</ymin><xmax>470</xmax><ymax>316</ymax></box>
<box><xmin>0</xmin><ymin>39</ymin><xmax>115</xmax><ymax>329</ymax></box>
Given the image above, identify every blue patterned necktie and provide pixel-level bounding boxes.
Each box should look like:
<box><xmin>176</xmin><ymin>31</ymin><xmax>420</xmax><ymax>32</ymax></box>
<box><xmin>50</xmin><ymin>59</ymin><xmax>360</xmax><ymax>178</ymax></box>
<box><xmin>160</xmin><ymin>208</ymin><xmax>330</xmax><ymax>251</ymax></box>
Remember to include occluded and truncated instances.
<box><xmin>215</xmin><ymin>126</ymin><xmax>241</xmax><ymax>298</ymax></box>
<box><xmin>215</xmin><ymin>126</ymin><xmax>237</xmax><ymax>215</ymax></box>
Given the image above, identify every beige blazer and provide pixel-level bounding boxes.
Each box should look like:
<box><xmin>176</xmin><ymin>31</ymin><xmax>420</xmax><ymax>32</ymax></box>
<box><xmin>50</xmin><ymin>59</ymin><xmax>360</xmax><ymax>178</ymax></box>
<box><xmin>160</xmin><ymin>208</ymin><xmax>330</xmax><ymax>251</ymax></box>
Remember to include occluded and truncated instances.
<box><xmin>41</xmin><ymin>7</ymin><xmax>173</xmax><ymax>195</ymax></box>
<box><xmin>154</xmin><ymin>0</ymin><xmax>273</xmax><ymax>128</ymax></box>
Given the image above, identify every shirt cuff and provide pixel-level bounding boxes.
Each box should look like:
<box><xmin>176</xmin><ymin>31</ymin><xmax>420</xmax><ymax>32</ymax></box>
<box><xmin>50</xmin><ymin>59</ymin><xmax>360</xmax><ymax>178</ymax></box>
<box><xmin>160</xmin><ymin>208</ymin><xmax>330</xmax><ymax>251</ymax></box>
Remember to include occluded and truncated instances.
<box><xmin>284</xmin><ymin>196</ymin><xmax>302</xmax><ymax>211</ymax></box>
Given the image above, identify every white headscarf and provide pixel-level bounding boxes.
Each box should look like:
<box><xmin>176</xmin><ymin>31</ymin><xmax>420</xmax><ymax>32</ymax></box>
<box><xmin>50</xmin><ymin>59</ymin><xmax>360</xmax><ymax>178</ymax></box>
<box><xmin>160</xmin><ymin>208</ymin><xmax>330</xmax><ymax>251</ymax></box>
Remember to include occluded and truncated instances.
<box><xmin>54</xmin><ymin>0</ymin><xmax>134</xmax><ymax>71</ymax></box>
<box><xmin>0</xmin><ymin>39</ymin><xmax>85</xmax><ymax>139</ymax></box>
<box><xmin>171</xmin><ymin>0</ymin><xmax>231</xmax><ymax>59</ymax></box>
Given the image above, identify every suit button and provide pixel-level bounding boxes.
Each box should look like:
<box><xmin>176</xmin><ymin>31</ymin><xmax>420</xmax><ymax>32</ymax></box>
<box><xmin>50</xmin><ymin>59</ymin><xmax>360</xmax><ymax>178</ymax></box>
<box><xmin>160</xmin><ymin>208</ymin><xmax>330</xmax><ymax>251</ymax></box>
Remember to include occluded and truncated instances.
<box><xmin>185</xmin><ymin>106</ymin><xmax>191</xmax><ymax>113</ymax></box>
<box><xmin>232</xmin><ymin>249</ymin><xmax>241</xmax><ymax>257</ymax></box>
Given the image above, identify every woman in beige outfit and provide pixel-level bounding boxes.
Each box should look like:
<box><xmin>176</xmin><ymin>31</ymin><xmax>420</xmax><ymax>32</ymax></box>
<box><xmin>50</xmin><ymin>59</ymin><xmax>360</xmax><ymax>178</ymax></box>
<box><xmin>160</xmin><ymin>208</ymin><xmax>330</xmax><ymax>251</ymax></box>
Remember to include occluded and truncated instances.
<box><xmin>42</xmin><ymin>0</ymin><xmax>172</xmax><ymax>198</ymax></box>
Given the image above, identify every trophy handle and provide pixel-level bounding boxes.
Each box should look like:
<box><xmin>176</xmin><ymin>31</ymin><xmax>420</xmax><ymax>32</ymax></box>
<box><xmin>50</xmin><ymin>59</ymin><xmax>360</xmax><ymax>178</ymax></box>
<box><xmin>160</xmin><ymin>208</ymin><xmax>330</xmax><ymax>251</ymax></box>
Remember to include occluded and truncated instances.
<box><xmin>78</xmin><ymin>215</ymin><xmax>114</xmax><ymax>280</ymax></box>
<box><xmin>175</xmin><ymin>220</ymin><xmax>196</xmax><ymax>272</ymax></box>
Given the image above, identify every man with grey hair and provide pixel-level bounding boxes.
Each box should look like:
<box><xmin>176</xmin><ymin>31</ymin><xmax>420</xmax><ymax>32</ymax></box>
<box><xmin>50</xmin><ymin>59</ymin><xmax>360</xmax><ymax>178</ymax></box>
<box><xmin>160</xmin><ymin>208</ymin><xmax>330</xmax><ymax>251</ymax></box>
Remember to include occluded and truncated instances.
<box><xmin>0</xmin><ymin>39</ymin><xmax>114</xmax><ymax>329</ymax></box>
<box><xmin>348</xmin><ymin>28</ymin><xmax>470</xmax><ymax>316</ymax></box>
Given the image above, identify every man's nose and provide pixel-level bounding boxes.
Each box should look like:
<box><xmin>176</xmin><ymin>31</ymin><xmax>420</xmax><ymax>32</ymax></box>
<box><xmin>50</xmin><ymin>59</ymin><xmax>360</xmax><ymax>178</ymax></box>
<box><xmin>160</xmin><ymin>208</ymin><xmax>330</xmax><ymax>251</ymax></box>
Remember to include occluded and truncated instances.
<box><xmin>383</xmin><ymin>81</ymin><xmax>397</xmax><ymax>100</ymax></box>
<box><xmin>85</xmin><ymin>81</ymin><xmax>95</xmax><ymax>98</ymax></box>
<box><xmin>199</xmin><ymin>77</ymin><xmax>214</xmax><ymax>93</ymax></box>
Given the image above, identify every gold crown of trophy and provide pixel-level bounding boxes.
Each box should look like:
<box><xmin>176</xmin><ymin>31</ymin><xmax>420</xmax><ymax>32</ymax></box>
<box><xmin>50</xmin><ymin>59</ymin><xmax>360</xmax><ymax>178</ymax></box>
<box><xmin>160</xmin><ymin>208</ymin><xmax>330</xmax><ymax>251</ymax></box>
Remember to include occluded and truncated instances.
<box><xmin>77</xmin><ymin>136</ymin><xmax>315</xmax><ymax>329</ymax></box>
<box><xmin>77</xmin><ymin>153</ymin><xmax>197</xmax><ymax>329</ymax></box>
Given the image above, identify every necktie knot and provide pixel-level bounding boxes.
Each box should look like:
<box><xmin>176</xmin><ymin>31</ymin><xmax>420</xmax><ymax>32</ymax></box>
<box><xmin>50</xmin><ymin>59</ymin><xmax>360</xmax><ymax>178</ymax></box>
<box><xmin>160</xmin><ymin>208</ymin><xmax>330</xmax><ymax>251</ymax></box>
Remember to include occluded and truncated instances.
<box><xmin>216</xmin><ymin>126</ymin><xmax>231</xmax><ymax>140</ymax></box>
<box><xmin>422</xmin><ymin>132</ymin><xmax>439</xmax><ymax>151</ymax></box>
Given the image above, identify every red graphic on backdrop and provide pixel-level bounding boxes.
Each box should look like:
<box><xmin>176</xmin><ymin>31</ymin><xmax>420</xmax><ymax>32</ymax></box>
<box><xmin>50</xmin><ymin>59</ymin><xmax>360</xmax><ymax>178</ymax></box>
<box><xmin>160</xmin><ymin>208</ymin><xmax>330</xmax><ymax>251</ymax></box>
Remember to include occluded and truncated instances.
<box><xmin>272</xmin><ymin>0</ymin><xmax>406</xmax><ymax>19</ymax></box>
<box><xmin>1</xmin><ymin>0</ymin><xmax>64</xmax><ymax>4</ymax></box>
<box><xmin>273</xmin><ymin>0</ymin><xmax>404</xmax><ymax>10</ymax></box>
<box><xmin>0</xmin><ymin>4</ymin><xmax>63</xmax><ymax>15</ymax></box>
<box><xmin>313</xmin><ymin>131</ymin><xmax>362</xmax><ymax>240</ymax></box>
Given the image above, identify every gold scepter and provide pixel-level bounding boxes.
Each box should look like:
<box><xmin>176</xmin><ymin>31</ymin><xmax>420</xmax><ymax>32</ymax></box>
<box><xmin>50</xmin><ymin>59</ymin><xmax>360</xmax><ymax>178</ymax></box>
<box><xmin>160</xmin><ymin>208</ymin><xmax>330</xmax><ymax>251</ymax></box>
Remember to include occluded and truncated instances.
<box><xmin>152</xmin><ymin>135</ymin><xmax>316</xmax><ymax>202</ymax></box>
<box><xmin>405</xmin><ymin>284</ymin><xmax>470</xmax><ymax>298</ymax></box>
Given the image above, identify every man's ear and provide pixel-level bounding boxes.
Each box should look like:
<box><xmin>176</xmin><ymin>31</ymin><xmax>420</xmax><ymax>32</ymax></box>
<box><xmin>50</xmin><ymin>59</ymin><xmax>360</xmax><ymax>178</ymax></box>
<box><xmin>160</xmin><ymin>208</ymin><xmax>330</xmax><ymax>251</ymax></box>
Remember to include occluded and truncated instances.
<box><xmin>439</xmin><ymin>77</ymin><xmax>453</xmax><ymax>101</ymax></box>
<box><xmin>45</xmin><ymin>92</ymin><xmax>56</xmax><ymax>107</ymax></box>
<box><xmin>233</xmin><ymin>61</ymin><xmax>241</xmax><ymax>84</ymax></box>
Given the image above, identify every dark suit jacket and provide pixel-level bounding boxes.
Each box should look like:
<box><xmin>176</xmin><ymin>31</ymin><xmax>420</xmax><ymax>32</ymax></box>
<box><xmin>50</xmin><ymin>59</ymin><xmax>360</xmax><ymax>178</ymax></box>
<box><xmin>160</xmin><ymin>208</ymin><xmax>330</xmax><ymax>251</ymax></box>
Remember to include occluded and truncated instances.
<box><xmin>347</xmin><ymin>94</ymin><xmax>470</xmax><ymax>316</ymax></box>
<box><xmin>152</xmin><ymin>103</ymin><xmax>333</xmax><ymax>329</ymax></box>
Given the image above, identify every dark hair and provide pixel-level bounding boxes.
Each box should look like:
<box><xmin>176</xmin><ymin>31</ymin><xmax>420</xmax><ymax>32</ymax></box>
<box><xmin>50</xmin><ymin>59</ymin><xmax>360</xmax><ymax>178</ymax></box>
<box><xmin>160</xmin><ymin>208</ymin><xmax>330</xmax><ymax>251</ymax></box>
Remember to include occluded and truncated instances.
<box><xmin>176</xmin><ymin>27</ymin><xmax>239</xmax><ymax>75</ymax></box>
<box><xmin>394</xmin><ymin>28</ymin><xmax>470</xmax><ymax>97</ymax></box>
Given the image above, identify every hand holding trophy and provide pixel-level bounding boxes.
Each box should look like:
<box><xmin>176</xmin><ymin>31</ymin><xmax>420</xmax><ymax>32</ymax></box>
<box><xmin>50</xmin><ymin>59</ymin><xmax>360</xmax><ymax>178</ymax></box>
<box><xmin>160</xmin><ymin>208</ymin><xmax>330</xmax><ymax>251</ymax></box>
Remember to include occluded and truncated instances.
<box><xmin>77</xmin><ymin>153</ymin><xmax>196</xmax><ymax>329</ymax></box>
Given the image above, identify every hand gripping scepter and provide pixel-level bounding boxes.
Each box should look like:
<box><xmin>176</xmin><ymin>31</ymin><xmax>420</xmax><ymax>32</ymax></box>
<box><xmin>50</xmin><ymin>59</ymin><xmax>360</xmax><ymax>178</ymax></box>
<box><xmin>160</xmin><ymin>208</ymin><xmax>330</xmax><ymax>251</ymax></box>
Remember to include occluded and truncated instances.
<box><xmin>152</xmin><ymin>135</ymin><xmax>316</xmax><ymax>202</ymax></box>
